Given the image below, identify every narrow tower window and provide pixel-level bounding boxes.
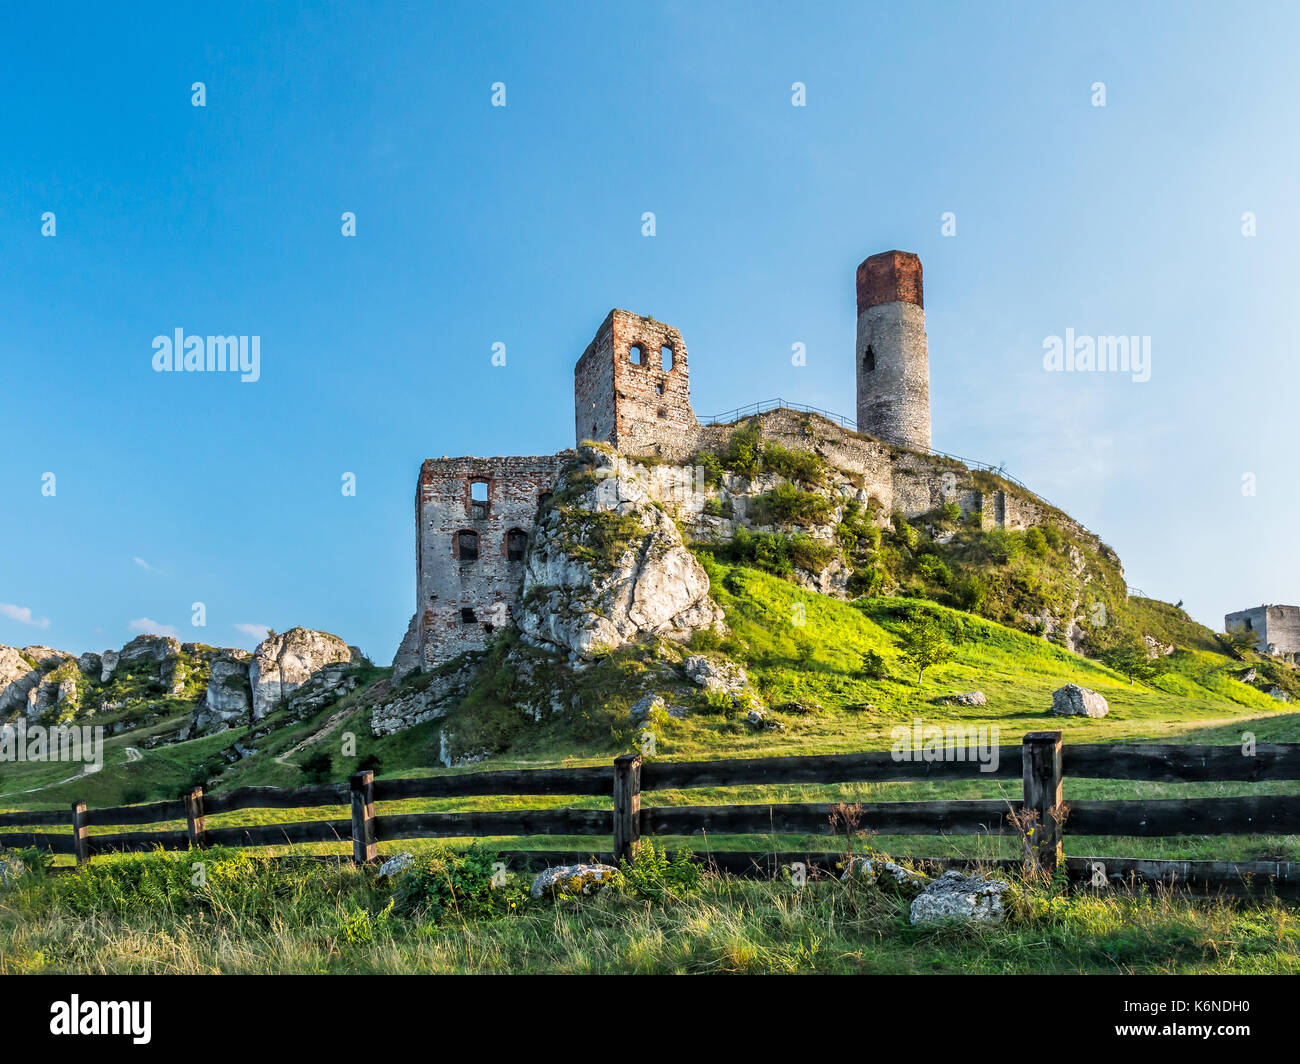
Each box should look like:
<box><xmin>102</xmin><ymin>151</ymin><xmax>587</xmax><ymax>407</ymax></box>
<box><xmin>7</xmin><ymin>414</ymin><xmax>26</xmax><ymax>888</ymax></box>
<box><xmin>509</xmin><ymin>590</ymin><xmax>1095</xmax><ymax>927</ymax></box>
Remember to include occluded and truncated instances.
<box><xmin>469</xmin><ymin>479</ymin><xmax>489</xmax><ymax>518</ymax></box>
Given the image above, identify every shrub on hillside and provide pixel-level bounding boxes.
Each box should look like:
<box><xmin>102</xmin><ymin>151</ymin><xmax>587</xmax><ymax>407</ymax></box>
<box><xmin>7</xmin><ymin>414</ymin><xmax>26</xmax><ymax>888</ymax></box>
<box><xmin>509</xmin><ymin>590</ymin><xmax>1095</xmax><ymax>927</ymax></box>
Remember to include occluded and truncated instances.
<box><xmin>752</xmin><ymin>483</ymin><xmax>832</xmax><ymax>526</ymax></box>
<box><xmin>915</xmin><ymin>554</ymin><xmax>952</xmax><ymax>588</ymax></box>
<box><xmin>300</xmin><ymin>750</ymin><xmax>334</xmax><ymax>783</ymax></box>
<box><xmin>618</xmin><ymin>839</ymin><xmax>702</xmax><ymax>902</ymax></box>
<box><xmin>762</xmin><ymin>441</ymin><xmax>826</xmax><ymax>486</ymax></box>
<box><xmin>980</xmin><ymin>529</ymin><xmax>1020</xmax><ymax>564</ymax></box>
<box><xmin>721</xmin><ymin>421</ymin><xmax>764</xmax><ymax>476</ymax></box>
<box><xmin>391</xmin><ymin>844</ymin><xmax>526</xmax><ymax>923</ymax></box>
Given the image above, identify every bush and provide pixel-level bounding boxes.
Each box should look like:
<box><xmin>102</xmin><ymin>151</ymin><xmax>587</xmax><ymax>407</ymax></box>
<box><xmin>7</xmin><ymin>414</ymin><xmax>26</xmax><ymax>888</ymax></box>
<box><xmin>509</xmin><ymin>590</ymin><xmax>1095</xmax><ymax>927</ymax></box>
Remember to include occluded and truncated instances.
<box><xmin>300</xmin><ymin>750</ymin><xmax>334</xmax><ymax>783</ymax></box>
<box><xmin>847</xmin><ymin>564</ymin><xmax>884</xmax><ymax>598</ymax></box>
<box><xmin>915</xmin><ymin>554</ymin><xmax>951</xmax><ymax>587</ymax></box>
<box><xmin>692</xmin><ymin>450</ymin><xmax>724</xmax><ymax>488</ymax></box>
<box><xmin>891</xmin><ymin>515</ymin><xmax>919</xmax><ymax>551</ymax></box>
<box><xmin>391</xmin><ymin>844</ymin><xmax>527</xmax><ymax>923</ymax></box>
<box><xmin>752</xmin><ymin>483</ymin><xmax>832</xmax><ymax>527</ymax></box>
<box><xmin>721</xmin><ymin>421</ymin><xmax>764</xmax><ymax>476</ymax></box>
<box><xmin>836</xmin><ymin>500</ymin><xmax>881</xmax><ymax>554</ymax></box>
<box><xmin>981</xmin><ymin>529</ymin><xmax>1020</xmax><ymax>564</ymax></box>
<box><xmin>860</xmin><ymin>650</ymin><xmax>889</xmax><ymax>679</ymax></box>
<box><xmin>762</xmin><ymin>442</ymin><xmax>826</xmax><ymax>486</ymax></box>
<box><xmin>726</xmin><ymin>528</ymin><xmax>833</xmax><ymax>577</ymax></box>
<box><xmin>953</xmin><ymin>573</ymin><xmax>988</xmax><ymax>612</ymax></box>
<box><xmin>618</xmin><ymin>840</ymin><xmax>702</xmax><ymax>902</ymax></box>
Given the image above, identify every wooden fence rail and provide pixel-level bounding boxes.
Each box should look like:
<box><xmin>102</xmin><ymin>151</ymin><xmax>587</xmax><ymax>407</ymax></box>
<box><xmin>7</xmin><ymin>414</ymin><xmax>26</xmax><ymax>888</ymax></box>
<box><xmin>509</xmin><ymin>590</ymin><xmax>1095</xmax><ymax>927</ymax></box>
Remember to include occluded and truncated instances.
<box><xmin>4</xmin><ymin>732</ymin><xmax>1300</xmax><ymax>894</ymax></box>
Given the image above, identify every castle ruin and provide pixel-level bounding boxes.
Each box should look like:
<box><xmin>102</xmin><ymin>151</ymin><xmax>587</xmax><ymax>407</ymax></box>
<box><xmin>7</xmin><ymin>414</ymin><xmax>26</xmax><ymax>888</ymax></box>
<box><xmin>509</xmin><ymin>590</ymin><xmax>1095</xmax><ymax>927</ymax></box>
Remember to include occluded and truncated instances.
<box><xmin>393</xmin><ymin>250</ymin><xmax>1051</xmax><ymax>674</ymax></box>
<box><xmin>1225</xmin><ymin>605</ymin><xmax>1300</xmax><ymax>661</ymax></box>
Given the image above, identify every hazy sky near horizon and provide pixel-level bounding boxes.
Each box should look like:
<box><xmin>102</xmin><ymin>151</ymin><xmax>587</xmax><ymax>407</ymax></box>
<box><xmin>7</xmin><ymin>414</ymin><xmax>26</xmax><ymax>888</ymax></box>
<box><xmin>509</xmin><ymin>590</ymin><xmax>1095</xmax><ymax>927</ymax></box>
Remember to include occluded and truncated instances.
<box><xmin>3</xmin><ymin>1</ymin><xmax>1298</xmax><ymax>659</ymax></box>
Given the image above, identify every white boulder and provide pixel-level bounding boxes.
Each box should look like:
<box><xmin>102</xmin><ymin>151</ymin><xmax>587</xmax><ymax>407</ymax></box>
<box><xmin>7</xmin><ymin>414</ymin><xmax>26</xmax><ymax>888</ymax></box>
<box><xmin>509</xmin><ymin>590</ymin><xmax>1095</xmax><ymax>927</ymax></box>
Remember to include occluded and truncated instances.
<box><xmin>909</xmin><ymin>870</ymin><xmax>1010</xmax><ymax>925</ymax></box>
<box><xmin>1051</xmin><ymin>683</ymin><xmax>1108</xmax><ymax>718</ymax></box>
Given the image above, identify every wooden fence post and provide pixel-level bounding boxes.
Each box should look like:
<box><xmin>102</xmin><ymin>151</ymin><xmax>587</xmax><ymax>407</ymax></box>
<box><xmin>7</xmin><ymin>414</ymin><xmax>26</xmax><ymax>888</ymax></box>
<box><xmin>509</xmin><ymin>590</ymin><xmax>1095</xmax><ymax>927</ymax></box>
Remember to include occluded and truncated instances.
<box><xmin>184</xmin><ymin>786</ymin><xmax>207</xmax><ymax>850</ymax></box>
<box><xmin>1022</xmin><ymin>731</ymin><xmax>1063</xmax><ymax>876</ymax></box>
<box><xmin>70</xmin><ymin>800</ymin><xmax>89</xmax><ymax>865</ymax></box>
<box><xmin>613</xmin><ymin>753</ymin><xmax>642</xmax><ymax>865</ymax></box>
<box><xmin>350</xmin><ymin>770</ymin><xmax>377</xmax><ymax>864</ymax></box>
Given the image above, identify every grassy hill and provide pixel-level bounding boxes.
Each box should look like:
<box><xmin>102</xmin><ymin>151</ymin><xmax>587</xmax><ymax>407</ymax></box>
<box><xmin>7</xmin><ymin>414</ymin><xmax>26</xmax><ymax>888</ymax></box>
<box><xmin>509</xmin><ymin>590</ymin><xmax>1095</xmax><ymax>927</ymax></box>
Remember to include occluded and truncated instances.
<box><xmin>3</xmin><ymin>560</ymin><xmax>1297</xmax><ymax>863</ymax></box>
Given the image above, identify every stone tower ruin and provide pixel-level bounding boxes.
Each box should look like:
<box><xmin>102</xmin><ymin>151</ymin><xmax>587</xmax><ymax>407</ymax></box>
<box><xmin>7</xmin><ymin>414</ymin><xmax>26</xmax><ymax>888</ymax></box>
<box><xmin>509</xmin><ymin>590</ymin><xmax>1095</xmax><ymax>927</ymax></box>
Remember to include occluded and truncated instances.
<box><xmin>855</xmin><ymin>250</ymin><xmax>931</xmax><ymax>451</ymax></box>
<box><xmin>573</xmin><ymin>309</ymin><xmax>696</xmax><ymax>457</ymax></box>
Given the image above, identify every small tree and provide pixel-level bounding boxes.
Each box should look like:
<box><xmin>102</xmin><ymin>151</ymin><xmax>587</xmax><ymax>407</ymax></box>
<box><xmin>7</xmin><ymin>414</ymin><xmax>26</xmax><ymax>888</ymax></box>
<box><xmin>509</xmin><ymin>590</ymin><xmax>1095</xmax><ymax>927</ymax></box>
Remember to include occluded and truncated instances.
<box><xmin>898</xmin><ymin>616</ymin><xmax>954</xmax><ymax>686</ymax></box>
<box><xmin>1103</xmin><ymin>635</ymin><xmax>1170</xmax><ymax>686</ymax></box>
<box><xmin>1218</xmin><ymin>628</ymin><xmax>1258</xmax><ymax>659</ymax></box>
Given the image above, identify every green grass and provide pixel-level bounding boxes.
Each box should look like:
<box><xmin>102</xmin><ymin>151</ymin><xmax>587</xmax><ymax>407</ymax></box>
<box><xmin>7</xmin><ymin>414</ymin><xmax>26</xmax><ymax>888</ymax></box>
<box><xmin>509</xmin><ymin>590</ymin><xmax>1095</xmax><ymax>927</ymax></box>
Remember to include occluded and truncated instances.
<box><xmin>2</xmin><ymin>847</ymin><xmax>1298</xmax><ymax>973</ymax></box>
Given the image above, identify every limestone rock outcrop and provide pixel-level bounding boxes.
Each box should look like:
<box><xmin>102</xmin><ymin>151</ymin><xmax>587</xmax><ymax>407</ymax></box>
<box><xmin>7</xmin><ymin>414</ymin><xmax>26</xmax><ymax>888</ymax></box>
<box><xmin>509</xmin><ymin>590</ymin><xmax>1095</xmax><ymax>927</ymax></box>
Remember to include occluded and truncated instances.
<box><xmin>249</xmin><ymin>628</ymin><xmax>361</xmax><ymax>720</ymax></box>
<box><xmin>517</xmin><ymin>446</ymin><xmax>725</xmax><ymax>659</ymax></box>
<box><xmin>0</xmin><ymin>646</ymin><xmax>40</xmax><ymax>720</ymax></box>
<box><xmin>192</xmin><ymin>651</ymin><xmax>253</xmax><ymax>735</ymax></box>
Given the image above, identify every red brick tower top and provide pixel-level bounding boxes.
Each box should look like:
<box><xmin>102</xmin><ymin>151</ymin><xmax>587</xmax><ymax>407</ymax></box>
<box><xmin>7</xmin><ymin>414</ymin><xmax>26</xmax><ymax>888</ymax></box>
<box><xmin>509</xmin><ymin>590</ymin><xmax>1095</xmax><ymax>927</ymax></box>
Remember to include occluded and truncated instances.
<box><xmin>856</xmin><ymin>250</ymin><xmax>924</xmax><ymax>312</ymax></box>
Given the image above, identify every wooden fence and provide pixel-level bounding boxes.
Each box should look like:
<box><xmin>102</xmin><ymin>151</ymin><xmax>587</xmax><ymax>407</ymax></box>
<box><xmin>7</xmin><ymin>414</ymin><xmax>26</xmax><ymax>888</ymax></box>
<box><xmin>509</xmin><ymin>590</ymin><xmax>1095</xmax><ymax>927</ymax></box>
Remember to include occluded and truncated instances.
<box><xmin>4</xmin><ymin>731</ymin><xmax>1300</xmax><ymax>894</ymax></box>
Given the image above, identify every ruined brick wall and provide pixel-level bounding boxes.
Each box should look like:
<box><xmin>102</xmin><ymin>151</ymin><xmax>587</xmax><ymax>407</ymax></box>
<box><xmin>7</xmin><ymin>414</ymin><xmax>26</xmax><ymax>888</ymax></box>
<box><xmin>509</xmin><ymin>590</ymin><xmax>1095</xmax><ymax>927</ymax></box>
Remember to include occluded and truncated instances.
<box><xmin>856</xmin><ymin>251</ymin><xmax>931</xmax><ymax>452</ymax></box>
<box><xmin>574</xmin><ymin>309</ymin><xmax>698</xmax><ymax>458</ymax></box>
<box><xmin>1226</xmin><ymin>605</ymin><xmax>1300</xmax><ymax>657</ymax></box>
<box><xmin>693</xmin><ymin>408</ymin><xmax>1105</xmax><ymax>548</ymax></box>
<box><xmin>416</xmin><ymin>454</ymin><xmax>568</xmax><ymax>668</ymax></box>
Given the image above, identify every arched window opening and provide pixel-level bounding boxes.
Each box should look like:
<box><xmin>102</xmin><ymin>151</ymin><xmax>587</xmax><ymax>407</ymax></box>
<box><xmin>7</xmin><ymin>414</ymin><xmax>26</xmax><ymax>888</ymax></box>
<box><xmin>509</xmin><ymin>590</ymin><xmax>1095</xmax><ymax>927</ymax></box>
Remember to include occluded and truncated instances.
<box><xmin>456</xmin><ymin>530</ymin><xmax>479</xmax><ymax>562</ymax></box>
<box><xmin>507</xmin><ymin>528</ymin><xmax>528</xmax><ymax>562</ymax></box>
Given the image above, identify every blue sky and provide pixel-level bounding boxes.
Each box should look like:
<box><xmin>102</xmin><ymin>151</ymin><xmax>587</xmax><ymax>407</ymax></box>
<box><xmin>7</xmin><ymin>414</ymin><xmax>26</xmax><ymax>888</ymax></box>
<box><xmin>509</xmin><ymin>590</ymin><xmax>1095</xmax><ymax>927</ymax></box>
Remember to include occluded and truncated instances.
<box><xmin>3</xmin><ymin>1</ymin><xmax>1298</xmax><ymax>659</ymax></box>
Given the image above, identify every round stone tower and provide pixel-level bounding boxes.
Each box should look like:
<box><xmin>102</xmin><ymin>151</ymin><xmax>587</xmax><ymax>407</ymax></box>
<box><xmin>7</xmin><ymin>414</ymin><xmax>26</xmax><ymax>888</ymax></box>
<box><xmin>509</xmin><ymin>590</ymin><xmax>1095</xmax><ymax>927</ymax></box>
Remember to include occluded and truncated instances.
<box><xmin>855</xmin><ymin>250</ymin><xmax>931</xmax><ymax>451</ymax></box>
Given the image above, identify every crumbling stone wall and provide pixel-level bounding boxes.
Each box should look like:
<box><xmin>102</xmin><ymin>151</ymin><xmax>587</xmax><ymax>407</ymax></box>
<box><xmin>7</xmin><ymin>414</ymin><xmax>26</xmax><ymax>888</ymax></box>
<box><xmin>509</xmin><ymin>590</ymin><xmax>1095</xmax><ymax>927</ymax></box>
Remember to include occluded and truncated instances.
<box><xmin>1226</xmin><ymin>605</ymin><xmax>1300</xmax><ymax>659</ymax></box>
<box><xmin>416</xmin><ymin>454</ymin><xmax>568</xmax><ymax>668</ymax></box>
<box><xmin>574</xmin><ymin>309</ymin><xmax>698</xmax><ymax>457</ymax></box>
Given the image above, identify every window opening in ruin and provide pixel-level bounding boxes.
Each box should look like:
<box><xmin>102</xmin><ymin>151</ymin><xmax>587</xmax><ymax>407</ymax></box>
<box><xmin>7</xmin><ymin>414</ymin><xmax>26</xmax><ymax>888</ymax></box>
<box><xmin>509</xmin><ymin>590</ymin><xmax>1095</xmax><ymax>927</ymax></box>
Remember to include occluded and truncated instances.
<box><xmin>507</xmin><ymin>528</ymin><xmax>527</xmax><ymax>561</ymax></box>
<box><xmin>661</xmin><ymin>345</ymin><xmax>674</xmax><ymax>371</ymax></box>
<box><xmin>457</xmin><ymin>530</ymin><xmax>479</xmax><ymax>561</ymax></box>
<box><xmin>864</xmin><ymin>345</ymin><xmax>876</xmax><ymax>372</ymax></box>
<box><xmin>460</xmin><ymin>608</ymin><xmax>477</xmax><ymax>624</ymax></box>
<box><xmin>470</xmin><ymin>478</ymin><xmax>489</xmax><ymax>519</ymax></box>
<box><xmin>629</xmin><ymin>343</ymin><xmax>645</xmax><ymax>365</ymax></box>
